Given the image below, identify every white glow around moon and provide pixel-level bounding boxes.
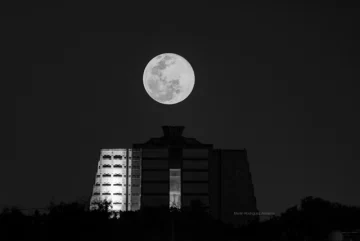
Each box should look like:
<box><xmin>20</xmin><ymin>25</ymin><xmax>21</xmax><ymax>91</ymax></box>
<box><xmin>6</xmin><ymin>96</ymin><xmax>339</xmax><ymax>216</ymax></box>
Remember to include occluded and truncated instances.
<box><xmin>143</xmin><ymin>53</ymin><xmax>195</xmax><ymax>105</ymax></box>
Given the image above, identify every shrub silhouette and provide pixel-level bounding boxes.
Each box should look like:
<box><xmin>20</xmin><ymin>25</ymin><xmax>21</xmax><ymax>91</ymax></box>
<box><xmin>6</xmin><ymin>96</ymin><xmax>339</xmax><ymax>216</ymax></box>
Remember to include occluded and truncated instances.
<box><xmin>1</xmin><ymin>196</ymin><xmax>359</xmax><ymax>241</ymax></box>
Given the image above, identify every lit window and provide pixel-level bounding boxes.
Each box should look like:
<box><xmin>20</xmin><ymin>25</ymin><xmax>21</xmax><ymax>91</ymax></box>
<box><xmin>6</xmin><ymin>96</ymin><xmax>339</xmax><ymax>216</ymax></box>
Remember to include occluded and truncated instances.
<box><xmin>170</xmin><ymin>169</ymin><xmax>181</xmax><ymax>209</ymax></box>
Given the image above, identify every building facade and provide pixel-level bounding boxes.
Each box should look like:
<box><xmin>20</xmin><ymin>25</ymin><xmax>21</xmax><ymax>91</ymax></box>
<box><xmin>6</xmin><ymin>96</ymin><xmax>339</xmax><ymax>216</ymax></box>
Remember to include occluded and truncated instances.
<box><xmin>212</xmin><ymin>149</ymin><xmax>258</xmax><ymax>226</ymax></box>
<box><xmin>133</xmin><ymin>126</ymin><xmax>258</xmax><ymax>227</ymax></box>
<box><xmin>90</xmin><ymin>126</ymin><xmax>258</xmax><ymax>226</ymax></box>
<box><xmin>133</xmin><ymin>126</ymin><xmax>212</xmax><ymax>212</ymax></box>
<box><xmin>89</xmin><ymin>148</ymin><xmax>141</xmax><ymax>212</ymax></box>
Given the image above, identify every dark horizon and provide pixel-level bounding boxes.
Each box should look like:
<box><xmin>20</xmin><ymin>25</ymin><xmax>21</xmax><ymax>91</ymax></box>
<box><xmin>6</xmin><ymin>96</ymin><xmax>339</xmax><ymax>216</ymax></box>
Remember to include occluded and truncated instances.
<box><xmin>7</xmin><ymin>1</ymin><xmax>360</xmax><ymax>218</ymax></box>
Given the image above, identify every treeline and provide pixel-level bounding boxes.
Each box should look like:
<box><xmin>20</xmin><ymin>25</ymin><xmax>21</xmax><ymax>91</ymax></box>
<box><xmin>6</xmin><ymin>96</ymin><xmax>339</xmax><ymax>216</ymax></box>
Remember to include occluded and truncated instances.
<box><xmin>0</xmin><ymin>199</ymin><xmax>232</xmax><ymax>241</ymax></box>
<box><xmin>238</xmin><ymin>196</ymin><xmax>360</xmax><ymax>241</ymax></box>
<box><xmin>0</xmin><ymin>196</ymin><xmax>359</xmax><ymax>241</ymax></box>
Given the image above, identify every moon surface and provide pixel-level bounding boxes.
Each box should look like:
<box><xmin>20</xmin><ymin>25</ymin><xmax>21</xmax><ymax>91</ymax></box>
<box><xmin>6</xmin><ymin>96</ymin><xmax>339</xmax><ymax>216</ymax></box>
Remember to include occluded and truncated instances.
<box><xmin>143</xmin><ymin>53</ymin><xmax>195</xmax><ymax>105</ymax></box>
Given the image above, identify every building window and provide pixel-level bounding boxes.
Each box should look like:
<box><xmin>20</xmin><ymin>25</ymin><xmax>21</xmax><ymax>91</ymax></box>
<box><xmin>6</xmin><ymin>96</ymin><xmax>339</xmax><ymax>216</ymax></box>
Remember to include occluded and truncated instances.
<box><xmin>103</xmin><ymin>155</ymin><xmax>111</xmax><ymax>160</ymax></box>
<box><xmin>103</xmin><ymin>174</ymin><xmax>111</xmax><ymax>177</ymax></box>
<box><xmin>113</xmin><ymin>174</ymin><xmax>122</xmax><ymax>177</ymax></box>
<box><xmin>183</xmin><ymin>160</ymin><xmax>208</xmax><ymax>169</ymax></box>
<box><xmin>102</xmin><ymin>164</ymin><xmax>111</xmax><ymax>168</ymax></box>
<box><xmin>102</xmin><ymin>183</ymin><xmax>111</xmax><ymax>186</ymax></box>
<box><xmin>170</xmin><ymin>169</ymin><xmax>181</xmax><ymax>209</ymax></box>
<box><xmin>113</xmin><ymin>164</ymin><xmax>122</xmax><ymax>168</ymax></box>
<box><xmin>113</xmin><ymin>155</ymin><xmax>122</xmax><ymax>159</ymax></box>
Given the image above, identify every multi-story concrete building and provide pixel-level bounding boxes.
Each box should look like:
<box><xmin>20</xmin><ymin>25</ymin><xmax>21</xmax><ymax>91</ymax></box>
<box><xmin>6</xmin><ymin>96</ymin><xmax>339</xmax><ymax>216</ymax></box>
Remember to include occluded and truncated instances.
<box><xmin>212</xmin><ymin>149</ymin><xmax>258</xmax><ymax>226</ymax></box>
<box><xmin>89</xmin><ymin>148</ymin><xmax>141</xmax><ymax>212</ymax></box>
<box><xmin>90</xmin><ymin>126</ymin><xmax>258</xmax><ymax>226</ymax></box>
<box><xmin>133</xmin><ymin>126</ymin><xmax>258</xmax><ymax>227</ymax></box>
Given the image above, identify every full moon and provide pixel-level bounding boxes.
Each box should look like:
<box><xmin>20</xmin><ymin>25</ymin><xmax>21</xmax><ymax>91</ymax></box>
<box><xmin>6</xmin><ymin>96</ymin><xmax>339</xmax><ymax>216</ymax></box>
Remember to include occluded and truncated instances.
<box><xmin>143</xmin><ymin>53</ymin><xmax>195</xmax><ymax>105</ymax></box>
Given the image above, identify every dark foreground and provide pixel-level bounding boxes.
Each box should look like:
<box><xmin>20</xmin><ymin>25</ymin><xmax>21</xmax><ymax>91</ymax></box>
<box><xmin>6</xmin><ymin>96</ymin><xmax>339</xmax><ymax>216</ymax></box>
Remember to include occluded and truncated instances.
<box><xmin>1</xmin><ymin>196</ymin><xmax>360</xmax><ymax>241</ymax></box>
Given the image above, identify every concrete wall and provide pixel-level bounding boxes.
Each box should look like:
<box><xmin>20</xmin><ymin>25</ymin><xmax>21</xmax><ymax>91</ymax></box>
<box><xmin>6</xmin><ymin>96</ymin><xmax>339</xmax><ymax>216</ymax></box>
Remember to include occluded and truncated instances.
<box><xmin>90</xmin><ymin>148</ymin><xmax>142</xmax><ymax>212</ymax></box>
<box><xmin>220</xmin><ymin>149</ymin><xmax>258</xmax><ymax>227</ymax></box>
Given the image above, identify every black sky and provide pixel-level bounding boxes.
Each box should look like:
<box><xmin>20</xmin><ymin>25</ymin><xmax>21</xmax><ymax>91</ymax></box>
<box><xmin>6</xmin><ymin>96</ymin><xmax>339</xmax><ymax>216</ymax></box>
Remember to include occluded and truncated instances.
<box><xmin>6</xmin><ymin>2</ymin><xmax>360</xmax><ymax>215</ymax></box>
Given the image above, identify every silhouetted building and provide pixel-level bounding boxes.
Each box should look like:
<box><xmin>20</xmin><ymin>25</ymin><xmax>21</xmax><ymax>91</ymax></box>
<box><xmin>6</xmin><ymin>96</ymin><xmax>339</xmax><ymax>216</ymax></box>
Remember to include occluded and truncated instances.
<box><xmin>212</xmin><ymin>149</ymin><xmax>258</xmax><ymax>226</ymax></box>
<box><xmin>90</xmin><ymin>126</ymin><xmax>258</xmax><ymax>226</ymax></box>
<box><xmin>133</xmin><ymin>126</ymin><xmax>258</xmax><ymax>227</ymax></box>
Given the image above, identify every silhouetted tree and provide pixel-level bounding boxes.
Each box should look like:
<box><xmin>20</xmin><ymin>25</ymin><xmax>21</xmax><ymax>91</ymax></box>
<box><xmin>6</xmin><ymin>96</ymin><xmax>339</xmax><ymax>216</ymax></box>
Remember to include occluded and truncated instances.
<box><xmin>1</xmin><ymin>195</ymin><xmax>358</xmax><ymax>241</ymax></box>
<box><xmin>0</xmin><ymin>206</ymin><xmax>28</xmax><ymax>240</ymax></box>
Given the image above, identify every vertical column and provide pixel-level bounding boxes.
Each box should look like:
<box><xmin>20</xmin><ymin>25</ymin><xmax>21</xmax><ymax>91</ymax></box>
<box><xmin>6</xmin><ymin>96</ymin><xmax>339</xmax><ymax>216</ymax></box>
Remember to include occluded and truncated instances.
<box><xmin>219</xmin><ymin>150</ymin><xmax>222</xmax><ymax>221</ymax></box>
<box><xmin>140</xmin><ymin>148</ymin><xmax>143</xmax><ymax>209</ymax></box>
<box><xmin>126</xmin><ymin>148</ymin><xmax>129</xmax><ymax>212</ymax></box>
<box><xmin>169</xmin><ymin>147</ymin><xmax>182</xmax><ymax>209</ymax></box>
<box><xmin>170</xmin><ymin>169</ymin><xmax>181</xmax><ymax>209</ymax></box>
<box><xmin>99</xmin><ymin>154</ymin><xmax>103</xmax><ymax>203</ymax></box>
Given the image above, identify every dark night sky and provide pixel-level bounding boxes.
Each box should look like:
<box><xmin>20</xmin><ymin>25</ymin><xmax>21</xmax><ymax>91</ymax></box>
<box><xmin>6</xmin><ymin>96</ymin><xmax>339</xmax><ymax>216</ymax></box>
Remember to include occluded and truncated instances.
<box><xmin>7</xmin><ymin>2</ymin><xmax>360</xmax><ymax>215</ymax></box>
